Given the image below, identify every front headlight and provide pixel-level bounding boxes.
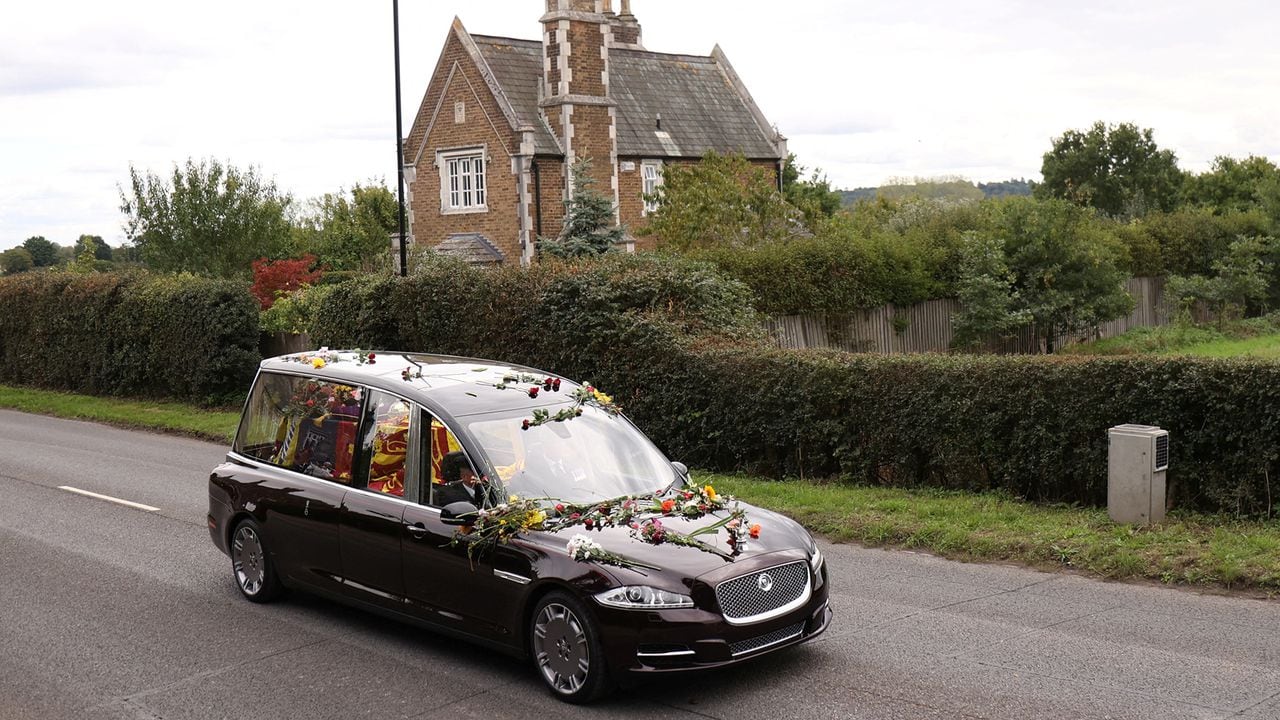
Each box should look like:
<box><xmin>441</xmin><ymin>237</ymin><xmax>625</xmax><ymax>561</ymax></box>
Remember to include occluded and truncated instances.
<box><xmin>809</xmin><ymin>546</ymin><xmax>824</xmax><ymax>576</ymax></box>
<box><xmin>595</xmin><ymin>586</ymin><xmax>694</xmax><ymax>610</ymax></box>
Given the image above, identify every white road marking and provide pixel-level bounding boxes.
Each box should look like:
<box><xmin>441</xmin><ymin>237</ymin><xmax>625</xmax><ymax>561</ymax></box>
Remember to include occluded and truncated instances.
<box><xmin>57</xmin><ymin>486</ymin><xmax>160</xmax><ymax>513</ymax></box>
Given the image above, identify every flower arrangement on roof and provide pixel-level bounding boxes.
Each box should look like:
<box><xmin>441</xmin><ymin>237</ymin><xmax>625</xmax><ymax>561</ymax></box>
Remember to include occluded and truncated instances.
<box><xmin>285</xmin><ymin>347</ymin><xmax>376</xmax><ymax>370</ymax></box>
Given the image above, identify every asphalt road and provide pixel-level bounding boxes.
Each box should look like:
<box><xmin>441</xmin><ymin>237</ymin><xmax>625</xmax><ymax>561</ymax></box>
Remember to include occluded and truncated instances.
<box><xmin>3</xmin><ymin>408</ymin><xmax>1280</xmax><ymax>720</ymax></box>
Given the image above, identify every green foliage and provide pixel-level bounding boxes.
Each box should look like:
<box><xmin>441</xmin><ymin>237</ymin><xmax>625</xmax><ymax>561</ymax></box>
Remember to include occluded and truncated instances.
<box><xmin>22</xmin><ymin>236</ymin><xmax>59</xmax><ymax>267</ymax></box>
<box><xmin>1165</xmin><ymin>235</ymin><xmax>1279</xmax><ymax>323</ymax></box>
<box><xmin>781</xmin><ymin>154</ymin><xmax>844</xmax><ymax>225</ymax></box>
<box><xmin>952</xmin><ymin>231</ymin><xmax>1032</xmax><ymax>346</ymax></box>
<box><xmin>1183</xmin><ymin>155</ymin><xmax>1280</xmax><ymax>214</ymax></box>
<box><xmin>0</xmin><ymin>271</ymin><xmax>259</xmax><ymax>404</ymax></box>
<box><xmin>539</xmin><ymin>158</ymin><xmax>624</xmax><ymax>259</ymax></box>
<box><xmin>1</xmin><ymin>247</ymin><xmax>34</xmax><ymax>275</ymax></box>
<box><xmin>259</xmin><ymin>284</ymin><xmax>337</xmax><ymax>335</ymax></box>
<box><xmin>1037</xmin><ymin>121</ymin><xmax>1185</xmax><ymax>218</ymax></box>
<box><xmin>292</xmin><ymin>182</ymin><xmax>397</xmax><ymax>271</ymax></box>
<box><xmin>75</xmin><ymin>234</ymin><xmax>112</xmax><ymax>261</ymax></box>
<box><xmin>642</xmin><ymin>152</ymin><xmax>800</xmax><ymax>251</ymax></box>
<box><xmin>120</xmin><ymin>158</ymin><xmax>293</xmax><ymax>277</ymax></box>
<box><xmin>1116</xmin><ymin>208</ymin><xmax>1273</xmax><ymax>277</ymax></box>
<box><xmin>976</xmin><ymin>198</ymin><xmax>1134</xmax><ymax>350</ymax></box>
<box><xmin>876</xmin><ymin>176</ymin><xmax>986</xmax><ymax>202</ymax></box>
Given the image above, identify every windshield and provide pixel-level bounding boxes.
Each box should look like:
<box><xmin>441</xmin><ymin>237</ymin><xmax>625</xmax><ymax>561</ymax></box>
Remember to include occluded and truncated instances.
<box><xmin>461</xmin><ymin>405</ymin><xmax>676</xmax><ymax>504</ymax></box>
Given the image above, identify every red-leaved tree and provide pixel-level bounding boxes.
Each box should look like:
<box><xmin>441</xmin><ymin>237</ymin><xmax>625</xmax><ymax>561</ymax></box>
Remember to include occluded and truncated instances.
<box><xmin>251</xmin><ymin>255</ymin><xmax>323</xmax><ymax>310</ymax></box>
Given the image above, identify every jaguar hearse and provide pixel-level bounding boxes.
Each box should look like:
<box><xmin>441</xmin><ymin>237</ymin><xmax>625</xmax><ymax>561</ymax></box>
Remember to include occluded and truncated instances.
<box><xmin>208</xmin><ymin>350</ymin><xmax>831</xmax><ymax>702</ymax></box>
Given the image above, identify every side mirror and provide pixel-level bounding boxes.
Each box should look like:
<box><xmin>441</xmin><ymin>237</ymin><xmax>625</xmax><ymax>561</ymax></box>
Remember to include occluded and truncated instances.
<box><xmin>671</xmin><ymin>461</ymin><xmax>689</xmax><ymax>479</ymax></box>
<box><xmin>440</xmin><ymin>501</ymin><xmax>480</xmax><ymax>526</ymax></box>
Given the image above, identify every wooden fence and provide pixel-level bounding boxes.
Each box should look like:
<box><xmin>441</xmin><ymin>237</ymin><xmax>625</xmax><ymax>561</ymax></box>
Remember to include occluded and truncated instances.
<box><xmin>762</xmin><ymin>277</ymin><xmax>1169</xmax><ymax>354</ymax></box>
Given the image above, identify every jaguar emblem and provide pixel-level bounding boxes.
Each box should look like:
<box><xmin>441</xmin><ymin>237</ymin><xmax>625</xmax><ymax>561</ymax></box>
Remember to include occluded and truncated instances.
<box><xmin>757</xmin><ymin>572</ymin><xmax>773</xmax><ymax>592</ymax></box>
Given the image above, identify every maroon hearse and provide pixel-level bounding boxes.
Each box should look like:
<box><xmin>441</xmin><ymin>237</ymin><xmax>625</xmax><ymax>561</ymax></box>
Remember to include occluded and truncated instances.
<box><xmin>208</xmin><ymin>351</ymin><xmax>830</xmax><ymax>702</ymax></box>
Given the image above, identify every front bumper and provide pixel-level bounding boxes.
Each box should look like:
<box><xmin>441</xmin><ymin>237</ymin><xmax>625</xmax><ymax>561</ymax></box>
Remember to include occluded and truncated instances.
<box><xmin>599</xmin><ymin>568</ymin><xmax>832</xmax><ymax>677</ymax></box>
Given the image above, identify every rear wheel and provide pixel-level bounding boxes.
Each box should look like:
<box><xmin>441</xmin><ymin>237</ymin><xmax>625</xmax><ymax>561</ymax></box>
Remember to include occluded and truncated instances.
<box><xmin>231</xmin><ymin>519</ymin><xmax>282</xmax><ymax>603</ymax></box>
<box><xmin>530</xmin><ymin>591</ymin><xmax>611</xmax><ymax>703</ymax></box>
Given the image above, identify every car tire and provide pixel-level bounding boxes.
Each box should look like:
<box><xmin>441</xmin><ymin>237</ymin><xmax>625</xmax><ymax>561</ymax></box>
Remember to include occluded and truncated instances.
<box><xmin>230</xmin><ymin>518</ymin><xmax>283</xmax><ymax>603</ymax></box>
<box><xmin>530</xmin><ymin>590</ymin><xmax>611</xmax><ymax>703</ymax></box>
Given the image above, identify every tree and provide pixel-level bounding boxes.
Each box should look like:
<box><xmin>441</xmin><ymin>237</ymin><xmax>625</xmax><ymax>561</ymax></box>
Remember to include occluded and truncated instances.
<box><xmin>74</xmin><ymin>234</ymin><xmax>112</xmax><ymax>261</ymax></box>
<box><xmin>1183</xmin><ymin>155</ymin><xmax>1280</xmax><ymax>214</ymax></box>
<box><xmin>781</xmin><ymin>154</ymin><xmax>844</xmax><ymax>225</ymax></box>
<box><xmin>642</xmin><ymin>152</ymin><xmax>801</xmax><ymax>251</ymax></box>
<box><xmin>250</xmin><ymin>255</ymin><xmax>324</xmax><ymax>310</ymax></box>
<box><xmin>956</xmin><ymin>198</ymin><xmax>1134</xmax><ymax>352</ymax></box>
<box><xmin>120</xmin><ymin>158</ymin><xmax>293</xmax><ymax>277</ymax></box>
<box><xmin>1036</xmin><ymin>121</ymin><xmax>1184</xmax><ymax>218</ymax></box>
<box><xmin>1166</xmin><ymin>235</ymin><xmax>1279</xmax><ymax>324</ymax></box>
<box><xmin>538</xmin><ymin>157</ymin><xmax>624</xmax><ymax>259</ymax></box>
<box><xmin>951</xmin><ymin>231</ymin><xmax>1032</xmax><ymax>347</ymax></box>
<box><xmin>1</xmin><ymin>247</ymin><xmax>34</xmax><ymax>275</ymax></box>
<box><xmin>292</xmin><ymin>182</ymin><xmax>398</xmax><ymax>271</ymax></box>
<box><xmin>21</xmin><ymin>236</ymin><xmax>58</xmax><ymax>267</ymax></box>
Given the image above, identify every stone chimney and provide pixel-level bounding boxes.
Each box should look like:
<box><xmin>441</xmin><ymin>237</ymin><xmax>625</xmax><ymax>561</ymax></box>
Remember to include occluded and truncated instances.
<box><xmin>540</xmin><ymin>1</ymin><xmax>620</xmax><ymax>220</ymax></box>
<box><xmin>612</xmin><ymin>0</ymin><xmax>643</xmax><ymax>48</ymax></box>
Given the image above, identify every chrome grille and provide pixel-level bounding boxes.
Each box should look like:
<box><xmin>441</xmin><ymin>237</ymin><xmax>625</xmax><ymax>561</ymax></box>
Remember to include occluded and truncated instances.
<box><xmin>729</xmin><ymin>621</ymin><xmax>805</xmax><ymax>656</ymax></box>
<box><xmin>715</xmin><ymin>560</ymin><xmax>810</xmax><ymax>625</ymax></box>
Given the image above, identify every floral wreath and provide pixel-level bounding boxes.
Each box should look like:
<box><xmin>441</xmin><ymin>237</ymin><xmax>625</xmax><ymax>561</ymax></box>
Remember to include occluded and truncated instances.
<box><xmin>452</xmin><ymin>482</ymin><xmax>761</xmax><ymax>570</ymax></box>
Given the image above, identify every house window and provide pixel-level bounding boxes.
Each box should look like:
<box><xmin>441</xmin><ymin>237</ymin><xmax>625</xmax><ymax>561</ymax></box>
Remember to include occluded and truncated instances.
<box><xmin>642</xmin><ymin>161</ymin><xmax>663</xmax><ymax>214</ymax></box>
<box><xmin>438</xmin><ymin>148</ymin><xmax>487</xmax><ymax>213</ymax></box>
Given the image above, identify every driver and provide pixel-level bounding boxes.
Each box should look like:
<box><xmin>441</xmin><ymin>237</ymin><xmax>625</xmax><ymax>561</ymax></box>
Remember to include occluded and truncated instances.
<box><xmin>434</xmin><ymin>451</ymin><xmax>497</xmax><ymax>508</ymax></box>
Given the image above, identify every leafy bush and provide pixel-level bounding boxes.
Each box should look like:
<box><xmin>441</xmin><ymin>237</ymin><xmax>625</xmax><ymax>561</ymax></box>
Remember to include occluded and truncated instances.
<box><xmin>0</xmin><ymin>271</ymin><xmax>259</xmax><ymax>404</ymax></box>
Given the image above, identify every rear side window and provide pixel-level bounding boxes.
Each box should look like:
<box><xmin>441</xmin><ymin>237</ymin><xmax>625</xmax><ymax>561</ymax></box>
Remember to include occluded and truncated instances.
<box><xmin>235</xmin><ymin>372</ymin><xmax>364</xmax><ymax>484</ymax></box>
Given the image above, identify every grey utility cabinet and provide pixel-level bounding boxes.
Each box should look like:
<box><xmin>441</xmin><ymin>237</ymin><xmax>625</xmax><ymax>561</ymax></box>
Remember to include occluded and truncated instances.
<box><xmin>1107</xmin><ymin>424</ymin><xmax>1170</xmax><ymax>525</ymax></box>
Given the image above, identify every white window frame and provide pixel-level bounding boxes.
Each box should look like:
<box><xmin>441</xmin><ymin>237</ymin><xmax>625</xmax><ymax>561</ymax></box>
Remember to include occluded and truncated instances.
<box><xmin>641</xmin><ymin>160</ymin><xmax>663</xmax><ymax>215</ymax></box>
<box><xmin>437</xmin><ymin>147</ymin><xmax>488</xmax><ymax>214</ymax></box>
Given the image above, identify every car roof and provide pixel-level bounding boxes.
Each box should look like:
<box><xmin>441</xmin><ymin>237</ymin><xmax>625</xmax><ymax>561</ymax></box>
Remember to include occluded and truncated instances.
<box><xmin>259</xmin><ymin>351</ymin><xmax>582</xmax><ymax>418</ymax></box>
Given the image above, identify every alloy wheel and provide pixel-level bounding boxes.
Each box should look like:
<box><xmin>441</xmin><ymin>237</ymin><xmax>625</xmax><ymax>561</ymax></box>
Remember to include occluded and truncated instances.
<box><xmin>533</xmin><ymin>602</ymin><xmax>590</xmax><ymax>695</ymax></box>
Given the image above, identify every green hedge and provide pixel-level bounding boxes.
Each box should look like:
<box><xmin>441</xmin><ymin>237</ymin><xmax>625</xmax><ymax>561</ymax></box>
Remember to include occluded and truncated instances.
<box><xmin>0</xmin><ymin>272</ymin><xmax>259</xmax><ymax>404</ymax></box>
<box><xmin>307</xmin><ymin>254</ymin><xmax>1280</xmax><ymax>516</ymax></box>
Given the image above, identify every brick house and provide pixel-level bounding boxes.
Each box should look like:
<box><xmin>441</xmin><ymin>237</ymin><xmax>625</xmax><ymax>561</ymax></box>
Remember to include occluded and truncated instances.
<box><xmin>402</xmin><ymin>0</ymin><xmax>787</xmax><ymax>266</ymax></box>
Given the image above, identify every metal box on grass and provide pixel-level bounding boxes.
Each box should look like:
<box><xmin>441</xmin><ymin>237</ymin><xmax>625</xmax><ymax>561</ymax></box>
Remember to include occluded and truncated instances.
<box><xmin>1107</xmin><ymin>424</ymin><xmax>1170</xmax><ymax>525</ymax></box>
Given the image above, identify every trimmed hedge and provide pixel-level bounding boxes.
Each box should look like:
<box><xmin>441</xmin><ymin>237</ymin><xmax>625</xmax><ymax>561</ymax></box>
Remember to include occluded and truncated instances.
<box><xmin>308</xmin><ymin>254</ymin><xmax>1280</xmax><ymax>517</ymax></box>
<box><xmin>0</xmin><ymin>272</ymin><xmax>259</xmax><ymax>404</ymax></box>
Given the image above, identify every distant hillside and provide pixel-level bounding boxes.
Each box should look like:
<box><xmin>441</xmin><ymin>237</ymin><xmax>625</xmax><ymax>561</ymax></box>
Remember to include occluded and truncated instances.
<box><xmin>839</xmin><ymin>178</ymin><xmax>1032</xmax><ymax>205</ymax></box>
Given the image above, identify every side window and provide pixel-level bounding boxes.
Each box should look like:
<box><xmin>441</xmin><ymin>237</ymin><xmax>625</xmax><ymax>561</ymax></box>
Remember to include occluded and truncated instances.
<box><xmin>361</xmin><ymin>391</ymin><xmax>412</xmax><ymax>498</ymax></box>
<box><xmin>234</xmin><ymin>372</ymin><xmax>363</xmax><ymax>484</ymax></box>
<box><xmin>423</xmin><ymin>414</ymin><xmax>488</xmax><ymax>508</ymax></box>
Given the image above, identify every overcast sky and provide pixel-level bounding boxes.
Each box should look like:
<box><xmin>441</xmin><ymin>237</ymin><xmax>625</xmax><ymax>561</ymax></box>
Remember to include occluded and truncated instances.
<box><xmin>3</xmin><ymin>0</ymin><xmax>1279</xmax><ymax>250</ymax></box>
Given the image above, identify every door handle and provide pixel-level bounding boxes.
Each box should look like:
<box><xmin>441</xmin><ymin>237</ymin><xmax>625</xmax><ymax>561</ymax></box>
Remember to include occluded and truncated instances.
<box><xmin>406</xmin><ymin>523</ymin><xmax>429</xmax><ymax>540</ymax></box>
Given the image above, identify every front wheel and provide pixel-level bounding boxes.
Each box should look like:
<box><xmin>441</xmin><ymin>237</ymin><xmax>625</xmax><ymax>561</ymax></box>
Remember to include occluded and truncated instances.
<box><xmin>231</xmin><ymin>519</ymin><xmax>283</xmax><ymax>603</ymax></box>
<box><xmin>530</xmin><ymin>591</ymin><xmax>611</xmax><ymax>703</ymax></box>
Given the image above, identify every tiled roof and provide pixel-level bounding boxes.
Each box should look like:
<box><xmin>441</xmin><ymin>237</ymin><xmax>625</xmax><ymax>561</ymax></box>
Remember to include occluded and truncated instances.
<box><xmin>435</xmin><ymin>233</ymin><xmax>505</xmax><ymax>265</ymax></box>
<box><xmin>469</xmin><ymin>35</ymin><xmax>780</xmax><ymax>160</ymax></box>
<box><xmin>470</xmin><ymin>36</ymin><xmax>561</xmax><ymax>155</ymax></box>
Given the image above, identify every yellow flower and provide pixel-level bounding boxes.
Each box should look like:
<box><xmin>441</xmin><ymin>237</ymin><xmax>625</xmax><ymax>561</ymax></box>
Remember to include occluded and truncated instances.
<box><xmin>311</xmin><ymin>357</ymin><xmax>326</xmax><ymax>369</ymax></box>
<box><xmin>705</xmin><ymin>485</ymin><xmax>718</xmax><ymax>501</ymax></box>
<box><xmin>509</xmin><ymin>494</ymin><xmax>520</xmax><ymax>504</ymax></box>
<box><xmin>595</xmin><ymin>391</ymin><xmax>613</xmax><ymax>405</ymax></box>
<box><xmin>529</xmin><ymin>510</ymin><xmax>547</xmax><ymax>527</ymax></box>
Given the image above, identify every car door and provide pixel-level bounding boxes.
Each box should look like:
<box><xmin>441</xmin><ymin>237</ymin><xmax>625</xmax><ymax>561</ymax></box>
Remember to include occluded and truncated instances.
<box><xmin>337</xmin><ymin>389</ymin><xmax>418</xmax><ymax>609</ymax></box>
<box><xmin>400</xmin><ymin>412</ymin><xmax>533</xmax><ymax>642</ymax></box>
<box><xmin>231</xmin><ymin>371</ymin><xmax>359</xmax><ymax>595</ymax></box>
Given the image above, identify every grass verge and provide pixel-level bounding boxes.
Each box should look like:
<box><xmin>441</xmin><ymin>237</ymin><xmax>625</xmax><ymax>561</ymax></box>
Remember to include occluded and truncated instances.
<box><xmin>1063</xmin><ymin>314</ymin><xmax>1280</xmax><ymax>358</ymax></box>
<box><xmin>709</xmin><ymin>473</ymin><xmax>1280</xmax><ymax>596</ymax></box>
<box><xmin>3</xmin><ymin>384</ymin><xmax>1277</xmax><ymax>595</ymax></box>
<box><xmin>0</xmin><ymin>385</ymin><xmax>239</xmax><ymax>444</ymax></box>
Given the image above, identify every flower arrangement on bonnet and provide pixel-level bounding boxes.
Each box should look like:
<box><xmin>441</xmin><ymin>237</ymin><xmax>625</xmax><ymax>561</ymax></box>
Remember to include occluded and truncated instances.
<box><xmin>454</xmin><ymin>482</ymin><xmax>761</xmax><ymax>570</ymax></box>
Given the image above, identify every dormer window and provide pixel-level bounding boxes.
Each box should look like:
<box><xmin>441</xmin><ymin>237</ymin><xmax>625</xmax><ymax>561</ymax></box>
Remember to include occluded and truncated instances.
<box><xmin>438</xmin><ymin>148</ymin><xmax>487</xmax><ymax>214</ymax></box>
